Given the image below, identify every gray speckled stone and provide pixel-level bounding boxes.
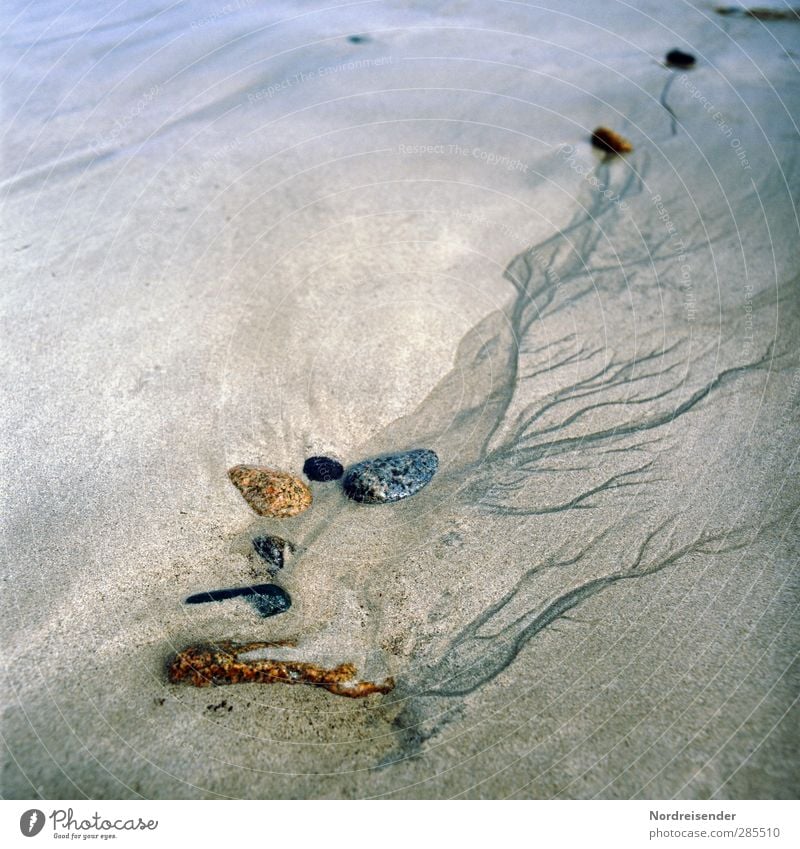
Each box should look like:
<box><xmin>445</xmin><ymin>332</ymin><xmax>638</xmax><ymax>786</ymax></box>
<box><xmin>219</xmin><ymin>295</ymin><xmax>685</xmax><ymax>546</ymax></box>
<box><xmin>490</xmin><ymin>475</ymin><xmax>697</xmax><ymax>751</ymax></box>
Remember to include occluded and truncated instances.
<box><xmin>342</xmin><ymin>449</ymin><xmax>438</xmax><ymax>504</ymax></box>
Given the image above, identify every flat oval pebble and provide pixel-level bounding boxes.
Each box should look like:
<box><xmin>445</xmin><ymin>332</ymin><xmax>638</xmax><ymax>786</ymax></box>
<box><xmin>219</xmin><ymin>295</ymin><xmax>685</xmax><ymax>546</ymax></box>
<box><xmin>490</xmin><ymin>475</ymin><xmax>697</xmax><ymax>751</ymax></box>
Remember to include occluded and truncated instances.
<box><xmin>252</xmin><ymin>534</ymin><xmax>293</xmax><ymax>574</ymax></box>
<box><xmin>185</xmin><ymin>583</ymin><xmax>291</xmax><ymax>618</ymax></box>
<box><xmin>342</xmin><ymin>449</ymin><xmax>438</xmax><ymax>504</ymax></box>
<box><xmin>249</xmin><ymin>585</ymin><xmax>291</xmax><ymax>618</ymax></box>
<box><xmin>303</xmin><ymin>455</ymin><xmax>344</xmax><ymax>482</ymax></box>
<box><xmin>228</xmin><ymin>465</ymin><xmax>312</xmax><ymax>518</ymax></box>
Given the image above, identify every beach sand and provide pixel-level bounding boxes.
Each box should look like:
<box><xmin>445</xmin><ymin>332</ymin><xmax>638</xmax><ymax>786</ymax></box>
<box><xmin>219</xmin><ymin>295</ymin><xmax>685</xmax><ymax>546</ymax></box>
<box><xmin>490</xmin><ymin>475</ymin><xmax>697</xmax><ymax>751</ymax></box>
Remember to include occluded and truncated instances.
<box><xmin>2</xmin><ymin>0</ymin><xmax>798</xmax><ymax>798</ymax></box>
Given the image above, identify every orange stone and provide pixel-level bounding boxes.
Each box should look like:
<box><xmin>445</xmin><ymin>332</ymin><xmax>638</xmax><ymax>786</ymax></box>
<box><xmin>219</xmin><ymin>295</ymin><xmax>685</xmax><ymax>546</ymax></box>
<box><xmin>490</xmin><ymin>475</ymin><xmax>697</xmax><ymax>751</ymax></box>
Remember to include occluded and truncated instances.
<box><xmin>590</xmin><ymin>126</ymin><xmax>634</xmax><ymax>155</ymax></box>
<box><xmin>228</xmin><ymin>465</ymin><xmax>312</xmax><ymax>518</ymax></box>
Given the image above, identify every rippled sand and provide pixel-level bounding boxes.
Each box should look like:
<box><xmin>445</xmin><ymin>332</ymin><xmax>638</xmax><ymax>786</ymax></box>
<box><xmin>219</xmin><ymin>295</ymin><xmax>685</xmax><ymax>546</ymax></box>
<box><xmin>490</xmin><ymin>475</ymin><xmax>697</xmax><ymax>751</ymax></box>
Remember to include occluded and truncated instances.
<box><xmin>2</xmin><ymin>0</ymin><xmax>798</xmax><ymax>798</ymax></box>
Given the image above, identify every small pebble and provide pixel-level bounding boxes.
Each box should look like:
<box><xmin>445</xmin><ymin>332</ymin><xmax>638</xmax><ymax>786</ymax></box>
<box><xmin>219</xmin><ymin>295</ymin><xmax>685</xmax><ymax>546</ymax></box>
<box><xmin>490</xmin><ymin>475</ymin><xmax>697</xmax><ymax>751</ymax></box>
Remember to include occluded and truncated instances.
<box><xmin>228</xmin><ymin>465</ymin><xmax>312</xmax><ymax>518</ymax></box>
<box><xmin>303</xmin><ymin>455</ymin><xmax>344</xmax><ymax>482</ymax></box>
<box><xmin>249</xmin><ymin>585</ymin><xmax>292</xmax><ymax>618</ymax></box>
<box><xmin>665</xmin><ymin>49</ymin><xmax>696</xmax><ymax>69</ymax></box>
<box><xmin>342</xmin><ymin>449</ymin><xmax>438</xmax><ymax>504</ymax></box>
<box><xmin>591</xmin><ymin>126</ymin><xmax>634</xmax><ymax>155</ymax></box>
<box><xmin>348</xmin><ymin>34</ymin><xmax>370</xmax><ymax>43</ymax></box>
<box><xmin>252</xmin><ymin>534</ymin><xmax>293</xmax><ymax>574</ymax></box>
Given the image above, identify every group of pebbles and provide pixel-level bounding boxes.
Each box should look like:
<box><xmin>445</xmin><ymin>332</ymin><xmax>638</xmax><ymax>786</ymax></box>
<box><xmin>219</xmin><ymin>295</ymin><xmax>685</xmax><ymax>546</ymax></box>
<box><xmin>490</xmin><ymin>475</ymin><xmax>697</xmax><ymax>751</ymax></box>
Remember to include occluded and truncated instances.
<box><xmin>183</xmin><ymin>448</ymin><xmax>439</xmax><ymax>620</ymax></box>
<box><xmin>169</xmin><ymin>45</ymin><xmax>698</xmax><ymax>693</ymax></box>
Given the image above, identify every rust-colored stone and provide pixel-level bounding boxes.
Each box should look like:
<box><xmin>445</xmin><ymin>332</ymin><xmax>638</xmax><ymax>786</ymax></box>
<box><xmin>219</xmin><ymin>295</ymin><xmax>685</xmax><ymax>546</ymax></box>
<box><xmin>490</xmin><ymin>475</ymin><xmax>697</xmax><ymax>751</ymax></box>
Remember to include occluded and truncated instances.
<box><xmin>591</xmin><ymin>126</ymin><xmax>634</xmax><ymax>155</ymax></box>
<box><xmin>167</xmin><ymin>641</ymin><xmax>395</xmax><ymax>698</ymax></box>
<box><xmin>228</xmin><ymin>465</ymin><xmax>312</xmax><ymax>518</ymax></box>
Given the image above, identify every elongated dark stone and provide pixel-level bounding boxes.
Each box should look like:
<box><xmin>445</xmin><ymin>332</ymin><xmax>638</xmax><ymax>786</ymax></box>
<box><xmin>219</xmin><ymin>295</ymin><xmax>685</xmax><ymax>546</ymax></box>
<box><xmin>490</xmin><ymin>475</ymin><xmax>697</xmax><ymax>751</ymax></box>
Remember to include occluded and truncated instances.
<box><xmin>186</xmin><ymin>584</ymin><xmax>283</xmax><ymax>604</ymax></box>
<box><xmin>342</xmin><ymin>449</ymin><xmax>438</xmax><ymax>504</ymax></box>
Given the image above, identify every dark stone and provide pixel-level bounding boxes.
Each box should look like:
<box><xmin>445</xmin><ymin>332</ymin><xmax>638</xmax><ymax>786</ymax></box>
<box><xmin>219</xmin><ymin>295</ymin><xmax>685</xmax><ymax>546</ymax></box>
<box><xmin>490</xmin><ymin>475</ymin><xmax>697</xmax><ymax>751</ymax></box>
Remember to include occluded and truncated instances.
<box><xmin>249</xmin><ymin>585</ymin><xmax>291</xmax><ymax>618</ymax></box>
<box><xmin>252</xmin><ymin>534</ymin><xmax>293</xmax><ymax>574</ymax></box>
<box><xmin>342</xmin><ymin>449</ymin><xmax>438</xmax><ymax>504</ymax></box>
<box><xmin>303</xmin><ymin>455</ymin><xmax>344</xmax><ymax>482</ymax></box>
<box><xmin>666</xmin><ymin>49</ymin><xmax>696</xmax><ymax>69</ymax></box>
<box><xmin>186</xmin><ymin>583</ymin><xmax>280</xmax><ymax>604</ymax></box>
<box><xmin>348</xmin><ymin>34</ymin><xmax>369</xmax><ymax>43</ymax></box>
<box><xmin>186</xmin><ymin>583</ymin><xmax>291</xmax><ymax>617</ymax></box>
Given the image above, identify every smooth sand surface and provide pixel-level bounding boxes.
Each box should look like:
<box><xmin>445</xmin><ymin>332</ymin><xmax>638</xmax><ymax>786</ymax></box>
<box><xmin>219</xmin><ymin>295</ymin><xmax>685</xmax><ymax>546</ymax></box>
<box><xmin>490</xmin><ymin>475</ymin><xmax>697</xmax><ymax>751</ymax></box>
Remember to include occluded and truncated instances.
<box><xmin>2</xmin><ymin>0</ymin><xmax>798</xmax><ymax>798</ymax></box>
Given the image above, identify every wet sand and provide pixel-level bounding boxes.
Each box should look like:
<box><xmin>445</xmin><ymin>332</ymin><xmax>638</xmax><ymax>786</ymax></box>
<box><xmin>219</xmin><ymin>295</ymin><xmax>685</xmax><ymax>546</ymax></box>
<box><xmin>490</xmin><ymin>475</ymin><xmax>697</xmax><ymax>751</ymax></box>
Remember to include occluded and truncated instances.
<box><xmin>2</xmin><ymin>0</ymin><xmax>798</xmax><ymax>798</ymax></box>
